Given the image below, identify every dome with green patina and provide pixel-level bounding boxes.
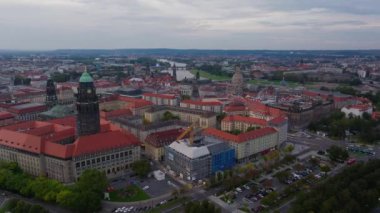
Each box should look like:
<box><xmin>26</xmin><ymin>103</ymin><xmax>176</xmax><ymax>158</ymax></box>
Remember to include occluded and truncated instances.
<box><xmin>79</xmin><ymin>71</ymin><xmax>93</xmax><ymax>83</ymax></box>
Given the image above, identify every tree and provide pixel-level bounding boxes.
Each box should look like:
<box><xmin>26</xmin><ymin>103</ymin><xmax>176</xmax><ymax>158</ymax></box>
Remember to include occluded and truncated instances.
<box><xmin>75</xmin><ymin>169</ymin><xmax>107</xmax><ymax>196</ymax></box>
<box><xmin>284</xmin><ymin>144</ymin><xmax>294</xmax><ymax>154</ymax></box>
<box><xmin>261</xmin><ymin>191</ymin><xmax>278</xmax><ymax>206</ymax></box>
<box><xmin>216</xmin><ymin>113</ymin><xmax>227</xmax><ymax>123</ymax></box>
<box><xmin>326</xmin><ymin>145</ymin><xmax>349</xmax><ymax>162</ymax></box>
<box><xmin>228</xmin><ymin>129</ymin><xmax>242</xmax><ymax>135</ymax></box>
<box><xmin>13</xmin><ymin>75</ymin><xmax>31</xmax><ymax>85</ymax></box>
<box><xmin>185</xmin><ymin>200</ymin><xmax>221</xmax><ymax>213</ymax></box>
<box><xmin>196</xmin><ymin>71</ymin><xmax>200</xmax><ymax>80</ymax></box>
<box><xmin>181</xmin><ymin>95</ymin><xmax>191</xmax><ymax>100</ymax></box>
<box><xmin>57</xmin><ymin>190</ymin><xmax>75</xmax><ymax>207</ymax></box>
<box><xmin>51</xmin><ymin>72</ymin><xmax>70</xmax><ymax>83</ymax></box>
<box><xmin>162</xmin><ymin>111</ymin><xmax>180</xmax><ymax>121</ymax></box>
<box><xmin>320</xmin><ymin>165</ymin><xmax>331</xmax><ymax>173</ymax></box>
<box><xmin>290</xmin><ymin>160</ymin><xmax>380</xmax><ymax>213</ymax></box>
<box><xmin>246</xmin><ymin>126</ymin><xmax>260</xmax><ymax>132</ymax></box>
<box><xmin>131</xmin><ymin>160</ymin><xmax>151</xmax><ymax>178</ymax></box>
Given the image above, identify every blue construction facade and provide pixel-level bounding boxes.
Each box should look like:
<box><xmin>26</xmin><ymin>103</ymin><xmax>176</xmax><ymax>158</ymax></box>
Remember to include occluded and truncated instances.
<box><xmin>204</xmin><ymin>136</ymin><xmax>235</xmax><ymax>174</ymax></box>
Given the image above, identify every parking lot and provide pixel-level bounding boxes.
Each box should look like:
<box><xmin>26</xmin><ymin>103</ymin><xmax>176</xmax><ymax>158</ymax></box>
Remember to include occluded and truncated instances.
<box><xmin>109</xmin><ymin>171</ymin><xmax>180</xmax><ymax>198</ymax></box>
<box><xmin>214</xmin><ymin>154</ymin><xmax>338</xmax><ymax>213</ymax></box>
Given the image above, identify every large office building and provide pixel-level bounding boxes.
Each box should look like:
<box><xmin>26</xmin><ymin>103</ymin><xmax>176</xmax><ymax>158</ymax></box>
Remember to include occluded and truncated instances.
<box><xmin>221</xmin><ymin>115</ymin><xmax>288</xmax><ymax>143</ymax></box>
<box><xmin>164</xmin><ymin>136</ymin><xmax>235</xmax><ymax>181</ymax></box>
<box><xmin>203</xmin><ymin>127</ymin><xmax>279</xmax><ymax>163</ymax></box>
<box><xmin>0</xmin><ymin>71</ymin><xmax>140</xmax><ymax>183</ymax></box>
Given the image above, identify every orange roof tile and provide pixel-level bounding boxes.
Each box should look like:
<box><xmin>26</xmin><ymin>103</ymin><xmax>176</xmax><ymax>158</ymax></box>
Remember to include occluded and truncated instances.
<box><xmin>0</xmin><ymin>129</ymin><xmax>42</xmax><ymax>154</ymax></box>
<box><xmin>0</xmin><ymin>112</ymin><xmax>14</xmax><ymax>120</ymax></box>
<box><xmin>269</xmin><ymin>116</ymin><xmax>288</xmax><ymax>125</ymax></box>
<box><xmin>72</xmin><ymin>131</ymin><xmax>140</xmax><ymax>157</ymax></box>
<box><xmin>203</xmin><ymin>127</ymin><xmax>277</xmax><ymax>143</ymax></box>
<box><xmin>222</xmin><ymin>115</ymin><xmax>267</xmax><ymax>126</ymax></box>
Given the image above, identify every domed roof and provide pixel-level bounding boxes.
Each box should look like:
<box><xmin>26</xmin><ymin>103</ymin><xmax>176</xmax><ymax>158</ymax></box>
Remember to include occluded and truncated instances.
<box><xmin>79</xmin><ymin>70</ymin><xmax>93</xmax><ymax>83</ymax></box>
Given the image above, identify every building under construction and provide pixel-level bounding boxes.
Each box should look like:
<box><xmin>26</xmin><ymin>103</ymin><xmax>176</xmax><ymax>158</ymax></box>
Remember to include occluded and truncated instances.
<box><xmin>164</xmin><ymin>136</ymin><xmax>235</xmax><ymax>181</ymax></box>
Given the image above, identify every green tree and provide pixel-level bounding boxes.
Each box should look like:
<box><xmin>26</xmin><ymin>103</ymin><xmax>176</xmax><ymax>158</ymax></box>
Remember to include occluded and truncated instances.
<box><xmin>320</xmin><ymin>165</ymin><xmax>331</xmax><ymax>173</ymax></box>
<box><xmin>326</xmin><ymin>145</ymin><xmax>349</xmax><ymax>162</ymax></box>
<box><xmin>290</xmin><ymin>160</ymin><xmax>380</xmax><ymax>213</ymax></box>
<box><xmin>131</xmin><ymin>160</ymin><xmax>151</xmax><ymax>178</ymax></box>
<box><xmin>185</xmin><ymin>200</ymin><xmax>221</xmax><ymax>213</ymax></box>
<box><xmin>196</xmin><ymin>71</ymin><xmax>200</xmax><ymax>80</ymax></box>
<box><xmin>51</xmin><ymin>72</ymin><xmax>71</xmax><ymax>83</ymax></box>
<box><xmin>162</xmin><ymin>111</ymin><xmax>180</xmax><ymax>121</ymax></box>
<box><xmin>284</xmin><ymin>144</ymin><xmax>295</xmax><ymax>154</ymax></box>
<box><xmin>76</xmin><ymin>169</ymin><xmax>107</xmax><ymax>196</ymax></box>
<box><xmin>216</xmin><ymin>112</ymin><xmax>227</xmax><ymax>123</ymax></box>
<box><xmin>261</xmin><ymin>191</ymin><xmax>278</xmax><ymax>206</ymax></box>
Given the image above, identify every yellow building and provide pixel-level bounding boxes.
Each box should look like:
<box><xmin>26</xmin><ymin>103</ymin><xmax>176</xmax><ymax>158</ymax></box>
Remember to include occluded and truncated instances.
<box><xmin>144</xmin><ymin>128</ymin><xmax>184</xmax><ymax>161</ymax></box>
<box><xmin>204</xmin><ymin>127</ymin><xmax>279</xmax><ymax>163</ymax></box>
<box><xmin>144</xmin><ymin>106</ymin><xmax>217</xmax><ymax>128</ymax></box>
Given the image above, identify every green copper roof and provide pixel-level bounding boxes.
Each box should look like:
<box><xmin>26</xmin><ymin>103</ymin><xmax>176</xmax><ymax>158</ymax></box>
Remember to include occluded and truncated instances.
<box><xmin>79</xmin><ymin>71</ymin><xmax>93</xmax><ymax>83</ymax></box>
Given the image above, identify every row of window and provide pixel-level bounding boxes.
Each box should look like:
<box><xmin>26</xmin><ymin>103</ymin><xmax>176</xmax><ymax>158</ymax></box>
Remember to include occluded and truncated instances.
<box><xmin>75</xmin><ymin>150</ymin><xmax>133</xmax><ymax>168</ymax></box>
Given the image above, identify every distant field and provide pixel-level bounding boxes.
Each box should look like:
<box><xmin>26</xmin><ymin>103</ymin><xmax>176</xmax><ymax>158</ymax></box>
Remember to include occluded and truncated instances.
<box><xmin>191</xmin><ymin>69</ymin><xmax>231</xmax><ymax>81</ymax></box>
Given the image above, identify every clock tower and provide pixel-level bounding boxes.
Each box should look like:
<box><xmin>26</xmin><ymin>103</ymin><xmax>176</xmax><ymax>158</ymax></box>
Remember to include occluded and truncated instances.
<box><xmin>76</xmin><ymin>69</ymin><xmax>100</xmax><ymax>136</ymax></box>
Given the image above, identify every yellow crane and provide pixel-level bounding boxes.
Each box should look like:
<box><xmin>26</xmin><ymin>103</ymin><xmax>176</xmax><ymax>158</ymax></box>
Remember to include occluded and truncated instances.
<box><xmin>176</xmin><ymin>124</ymin><xmax>196</xmax><ymax>145</ymax></box>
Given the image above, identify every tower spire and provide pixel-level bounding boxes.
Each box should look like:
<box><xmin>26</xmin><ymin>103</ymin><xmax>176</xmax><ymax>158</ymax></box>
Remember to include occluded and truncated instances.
<box><xmin>172</xmin><ymin>64</ymin><xmax>177</xmax><ymax>82</ymax></box>
<box><xmin>76</xmin><ymin>71</ymin><xmax>100</xmax><ymax>136</ymax></box>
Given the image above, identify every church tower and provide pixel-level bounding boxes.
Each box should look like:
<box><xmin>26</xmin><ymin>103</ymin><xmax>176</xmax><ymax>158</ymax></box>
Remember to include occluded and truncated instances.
<box><xmin>46</xmin><ymin>78</ymin><xmax>58</xmax><ymax>108</ymax></box>
<box><xmin>172</xmin><ymin>64</ymin><xmax>177</xmax><ymax>81</ymax></box>
<box><xmin>76</xmin><ymin>69</ymin><xmax>100</xmax><ymax>136</ymax></box>
<box><xmin>230</xmin><ymin>65</ymin><xmax>244</xmax><ymax>95</ymax></box>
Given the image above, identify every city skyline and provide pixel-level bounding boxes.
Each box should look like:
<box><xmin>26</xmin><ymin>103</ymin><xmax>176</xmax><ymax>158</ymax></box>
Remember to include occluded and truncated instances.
<box><xmin>1</xmin><ymin>0</ymin><xmax>380</xmax><ymax>50</ymax></box>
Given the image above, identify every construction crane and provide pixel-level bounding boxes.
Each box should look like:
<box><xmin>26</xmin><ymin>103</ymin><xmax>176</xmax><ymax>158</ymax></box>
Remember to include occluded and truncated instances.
<box><xmin>176</xmin><ymin>123</ymin><xmax>196</xmax><ymax>145</ymax></box>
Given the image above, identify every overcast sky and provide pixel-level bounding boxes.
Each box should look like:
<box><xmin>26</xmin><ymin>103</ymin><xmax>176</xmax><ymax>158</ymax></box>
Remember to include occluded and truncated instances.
<box><xmin>1</xmin><ymin>0</ymin><xmax>380</xmax><ymax>50</ymax></box>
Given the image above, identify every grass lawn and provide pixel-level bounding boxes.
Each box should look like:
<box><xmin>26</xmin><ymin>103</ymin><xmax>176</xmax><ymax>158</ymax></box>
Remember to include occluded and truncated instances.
<box><xmin>146</xmin><ymin>197</ymin><xmax>187</xmax><ymax>213</ymax></box>
<box><xmin>190</xmin><ymin>69</ymin><xmax>231</xmax><ymax>81</ymax></box>
<box><xmin>109</xmin><ymin>185</ymin><xmax>150</xmax><ymax>202</ymax></box>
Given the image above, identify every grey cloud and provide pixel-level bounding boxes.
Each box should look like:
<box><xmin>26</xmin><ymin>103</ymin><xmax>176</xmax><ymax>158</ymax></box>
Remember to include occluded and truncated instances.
<box><xmin>0</xmin><ymin>0</ymin><xmax>379</xmax><ymax>49</ymax></box>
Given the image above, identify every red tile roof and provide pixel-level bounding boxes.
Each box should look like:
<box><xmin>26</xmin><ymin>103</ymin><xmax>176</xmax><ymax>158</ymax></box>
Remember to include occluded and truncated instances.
<box><xmin>145</xmin><ymin>128</ymin><xmax>184</xmax><ymax>148</ymax></box>
<box><xmin>224</xmin><ymin>105</ymin><xmax>246</xmax><ymax>112</ymax></box>
<box><xmin>0</xmin><ymin>112</ymin><xmax>14</xmax><ymax>120</ymax></box>
<box><xmin>372</xmin><ymin>112</ymin><xmax>380</xmax><ymax>120</ymax></box>
<box><xmin>222</xmin><ymin>115</ymin><xmax>267</xmax><ymax>126</ymax></box>
<box><xmin>143</xmin><ymin>93</ymin><xmax>176</xmax><ymax>99</ymax></box>
<box><xmin>116</xmin><ymin>96</ymin><xmax>153</xmax><ymax>109</ymax></box>
<box><xmin>344</xmin><ymin>104</ymin><xmax>372</xmax><ymax>111</ymax></box>
<box><xmin>203</xmin><ymin>127</ymin><xmax>277</xmax><ymax>143</ymax></box>
<box><xmin>49</xmin><ymin>116</ymin><xmax>117</xmax><ymax>132</ymax></box>
<box><xmin>0</xmin><ymin>120</ymin><xmax>139</xmax><ymax>159</ymax></box>
<box><xmin>269</xmin><ymin>116</ymin><xmax>288</xmax><ymax>125</ymax></box>
<box><xmin>181</xmin><ymin>100</ymin><xmax>222</xmax><ymax>106</ymax></box>
<box><xmin>247</xmin><ymin>101</ymin><xmax>283</xmax><ymax>117</ymax></box>
<box><xmin>0</xmin><ymin>129</ymin><xmax>42</xmax><ymax>154</ymax></box>
<box><xmin>72</xmin><ymin>131</ymin><xmax>140</xmax><ymax>157</ymax></box>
